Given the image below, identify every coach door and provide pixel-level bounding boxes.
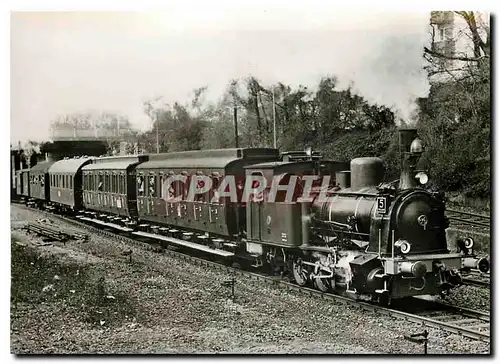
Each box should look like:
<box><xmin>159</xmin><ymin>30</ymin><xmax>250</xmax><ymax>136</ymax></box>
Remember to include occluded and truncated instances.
<box><xmin>145</xmin><ymin>171</ymin><xmax>157</xmax><ymax>217</ymax></box>
<box><xmin>246</xmin><ymin>172</ymin><xmax>265</xmax><ymax>241</ymax></box>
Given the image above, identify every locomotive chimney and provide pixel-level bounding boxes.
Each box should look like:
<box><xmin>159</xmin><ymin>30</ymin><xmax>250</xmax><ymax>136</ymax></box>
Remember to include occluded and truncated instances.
<box><xmin>399</xmin><ymin>127</ymin><xmax>424</xmax><ymax>190</ymax></box>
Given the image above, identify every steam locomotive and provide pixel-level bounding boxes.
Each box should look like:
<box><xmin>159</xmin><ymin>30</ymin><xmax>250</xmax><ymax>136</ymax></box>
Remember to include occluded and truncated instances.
<box><xmin>12</xmin><ymin>128</ymin><xmax>489</xmax><ymax>303</ymax></box>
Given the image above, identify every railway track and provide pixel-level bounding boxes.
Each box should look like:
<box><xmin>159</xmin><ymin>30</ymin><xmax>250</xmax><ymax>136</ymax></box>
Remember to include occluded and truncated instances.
<box><xmin>462</xmin><ymin>271</ymin><xmax>490</xmax><ymax>288</ymax></box>
<box><xmin>12</xmin><ymin>203</ymin><xmax>491</xmax><ymax>343</ymax></box>
<box><xmin>446</xmin><ymin>209</ymin><xmax>490</xmax><ymax>229</ymax></box>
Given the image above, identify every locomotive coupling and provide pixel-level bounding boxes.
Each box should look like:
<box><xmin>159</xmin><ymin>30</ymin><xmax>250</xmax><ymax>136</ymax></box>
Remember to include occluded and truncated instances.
<box><xmin>399</xmin><ymin>261</ymin><xmax>427</xmax><ymax>278</ymax></box>
<box><xmin>462</xmin><ymin>257</ymin><xmax>490</xmax><ymax>273</ymax></box>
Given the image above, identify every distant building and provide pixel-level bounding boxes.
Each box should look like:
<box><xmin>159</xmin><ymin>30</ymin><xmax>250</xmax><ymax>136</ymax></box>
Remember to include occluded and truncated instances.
<box><xmin>428</xmin><ymin>11</ymin><xmax>489</xmax><ymax>83</ymax></box>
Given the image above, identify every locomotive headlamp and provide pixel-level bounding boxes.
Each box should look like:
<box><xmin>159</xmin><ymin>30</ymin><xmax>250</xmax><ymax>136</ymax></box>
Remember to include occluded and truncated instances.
<box><xmin>410</xmin><ymin>137</ymin><xmax>424</xmax><ymax>154</ymax></box>
<box><xmin>395</xmin><ymin>239</ymin><xmax>411</xmax><ymax>254</ymax></box>
<box><xmin>415</xmin><ymin>172</ymin><xmax>429</xmax><ymax>185</ymax></box>
<box><xmin>464</xmin><ymin>237</ymin><xmax>474</xmax><ymax>249</ymax></box>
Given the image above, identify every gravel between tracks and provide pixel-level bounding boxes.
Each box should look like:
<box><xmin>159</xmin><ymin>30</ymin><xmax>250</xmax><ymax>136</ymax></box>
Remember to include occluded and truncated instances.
<box><xmin>10</xmin><ymin>205</ymin><xmax>491</xmax><ymax>354</ymax></box>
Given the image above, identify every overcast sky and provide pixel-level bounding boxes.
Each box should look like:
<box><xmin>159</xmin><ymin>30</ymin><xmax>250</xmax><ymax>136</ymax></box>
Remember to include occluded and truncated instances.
<box><xmin>10</xmin><ymin>9</ymin><xmax>431</xmax><ymax>144</ymax></box>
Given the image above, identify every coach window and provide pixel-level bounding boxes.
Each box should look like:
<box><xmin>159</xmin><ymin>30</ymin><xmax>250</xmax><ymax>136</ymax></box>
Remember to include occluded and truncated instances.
<box><xmin>70</xmin><ymin>176</ymin><xmax>73</xmax><ymax>189</ymax></box>
<box><xmin>148</xmin><ymin>173</ymin><xmax>156</xmax><ymax>197</ymax></box>
<box><xmin>98</xmin><ymin>174</ymin><xmax>104</xmax><ymax>191</ymax></box>
<box><xmin>137</xmin><ymin>175</ymin><xmax>145</xmax><ymax>196</ymax></box>
<box><xmin>103</xmin><ymin>173</ymin><xmax>108</xmax><ymax>192</ymax></box>
<box><xmin>210</xmin><ymin>175</ymin><xmax>220</xmax><ymax>203</ymax></box>
<box><xmin>193</xmin><ymin>172</ymin><xmax>206</xmax><ymax>202</ymax></box>
<box><xmin>118</xmin><ymin>174</ymin><xmax>123</xmax><ymax>194</ymax></box>
<box><xmin>174</xmin><ymin>174</ymin><xmax>184</xmax><ymax>200</ymax></box>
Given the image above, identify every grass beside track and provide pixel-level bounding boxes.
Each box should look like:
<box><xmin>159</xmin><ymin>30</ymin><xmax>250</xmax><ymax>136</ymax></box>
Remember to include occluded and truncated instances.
<box><xmin>11</xmin><ymin>235</ymin><xmax>136</xmax><ymax>328</ymax></box>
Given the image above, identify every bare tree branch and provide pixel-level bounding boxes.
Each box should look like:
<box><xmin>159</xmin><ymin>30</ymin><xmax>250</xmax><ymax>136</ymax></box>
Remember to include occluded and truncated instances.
<box><xmin>424</xmin><ymin>46</ymin><xmax>487</xmax><ymax>62</ymax></box>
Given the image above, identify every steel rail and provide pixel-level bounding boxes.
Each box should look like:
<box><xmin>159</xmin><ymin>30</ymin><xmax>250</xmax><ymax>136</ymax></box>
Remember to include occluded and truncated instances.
<box><xmin>12</xmin><ymin>203</ymin><xmax>490</xmax><ymax>342</ymax></box>
<box><xmin>462</xmin><ymin>277</ymin><xmax>490</xmax><ymax>288</ymax></box>
<box><xmin>446</xmin><ymin>209</ymin><xmax>490</xmax><ymax>228</ymax></box>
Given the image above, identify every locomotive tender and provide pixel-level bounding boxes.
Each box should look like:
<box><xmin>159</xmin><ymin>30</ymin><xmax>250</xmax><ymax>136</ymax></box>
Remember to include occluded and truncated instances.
<box><xmin>12</xmin><ymin>127</ymin><xmax>489</xmax><ymax>303</ymax></box>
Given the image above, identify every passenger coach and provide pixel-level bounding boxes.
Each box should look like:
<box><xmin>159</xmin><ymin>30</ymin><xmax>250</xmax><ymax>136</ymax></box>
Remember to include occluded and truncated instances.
<box><xmin>29</xmin><ymin>159</ymin><xmax>56</xmax><ymax>206</ymax></box>
<box><xmin>135</xmin><ymin>148</ymin><xmax>280</xmax><ymax>239</ymax></box>
<box><xmin>16</xmin><ymin>169</ymin><xmax>30</xmax><ymax>199</ymax></box>
<box><xmin>81</xmin><ymin>155</ymin><xmax>149</xmax><ymax>218</ymax></box>
<box><xmin>48</xmin><ymin>157</ymin><xmax>94</xmax><ymax>212</ymax></box>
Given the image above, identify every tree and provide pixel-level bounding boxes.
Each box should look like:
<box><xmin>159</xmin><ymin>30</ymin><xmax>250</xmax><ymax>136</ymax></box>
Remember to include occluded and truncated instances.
<box><xmin>141</xmin><ymin>98</ymin><xmax>207</xmax><ymax>153</ymax></box>
<box><xmin>420</xmin><ymin>11</ymin><xmax>490</xmax><ymax>197</ymax></box>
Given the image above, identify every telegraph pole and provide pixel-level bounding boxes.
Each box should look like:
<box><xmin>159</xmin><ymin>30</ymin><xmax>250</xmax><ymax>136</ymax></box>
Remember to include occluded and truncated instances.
<box><xmin>272</xmin><ymin>87</ymin><xmax>276</xmax><ymax>149</ymax></box>
<box><xmin>233</xmin><ymin>104</ymin><xmax>239</xmax><ymax>148</ymax></box>
<box><xmin>156</xmin><ymin>113</ymin><xmax>159</xmax><ymax>154</ymax></box>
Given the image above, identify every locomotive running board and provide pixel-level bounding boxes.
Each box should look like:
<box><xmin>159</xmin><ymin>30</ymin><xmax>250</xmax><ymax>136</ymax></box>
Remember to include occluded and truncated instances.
<box><xmin>78</xmin><ymin>216</ymin><xmax>134</xmax><ymax>232</ymax></box>
<box><xmin>132</xmin><ymin>231</ymin><xmax>235</xmax><ymax>257</ymax></box>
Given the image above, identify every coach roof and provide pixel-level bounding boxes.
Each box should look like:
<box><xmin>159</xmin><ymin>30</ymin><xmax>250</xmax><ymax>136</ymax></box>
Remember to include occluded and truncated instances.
<box><xmin>48</xmin><ymin>157</ymin><xmax>94</xmax><ymax>175</ymax></box>
<box><xmin>30</xmin><ymin>160</ymin><xmax>56</xmax><ymax>173</ymax></box>
<box><xmin>82</xmin><ymin>155</ymin><xmax>149</xmax><ymax>171</ymax></box>
<box><xmin>137</xmin><ymin>148</ymin><xmax>279</xmax><ymax>171</ymax></box>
